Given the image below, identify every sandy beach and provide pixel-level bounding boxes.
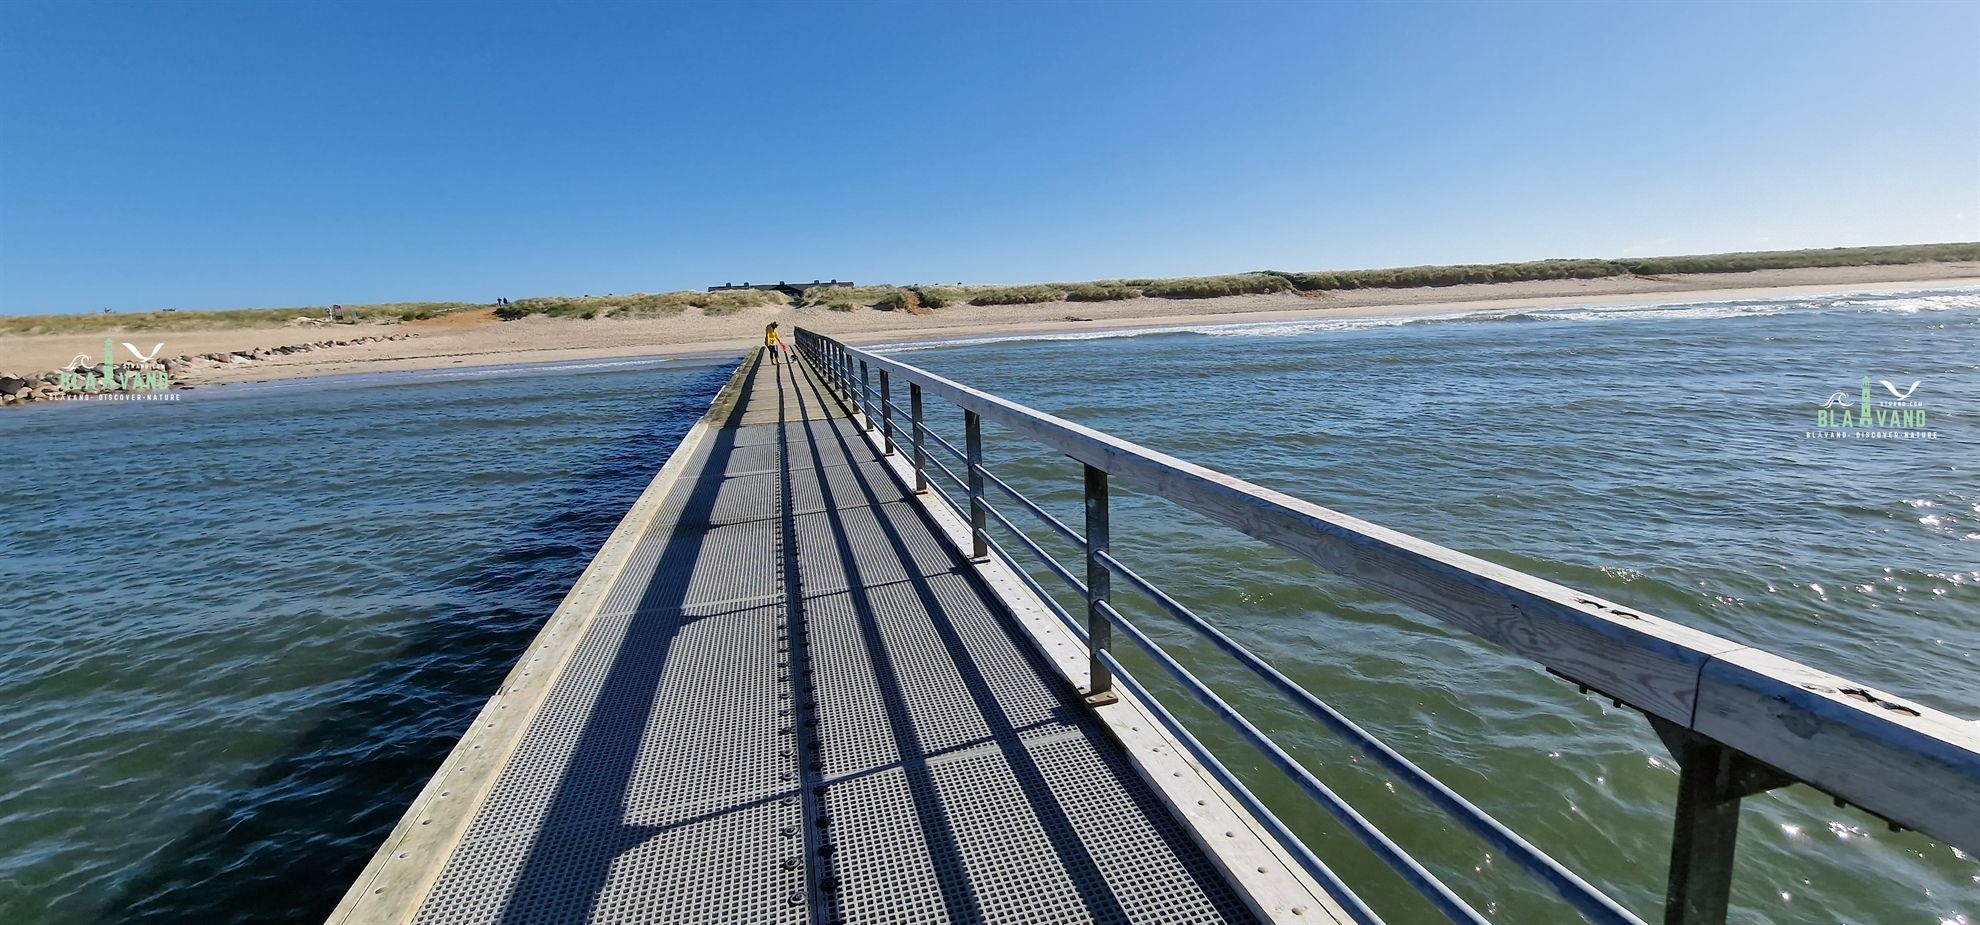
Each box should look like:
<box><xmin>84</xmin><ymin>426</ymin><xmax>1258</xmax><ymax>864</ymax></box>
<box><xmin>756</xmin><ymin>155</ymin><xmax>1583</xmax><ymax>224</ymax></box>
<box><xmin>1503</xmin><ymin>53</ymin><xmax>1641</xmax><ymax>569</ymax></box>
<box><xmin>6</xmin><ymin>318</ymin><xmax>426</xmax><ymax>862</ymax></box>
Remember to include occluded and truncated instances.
<box><xmin>4</xmin><ymin>262</ymin><xmax>1976</xmax><ymax>388</ymax></box>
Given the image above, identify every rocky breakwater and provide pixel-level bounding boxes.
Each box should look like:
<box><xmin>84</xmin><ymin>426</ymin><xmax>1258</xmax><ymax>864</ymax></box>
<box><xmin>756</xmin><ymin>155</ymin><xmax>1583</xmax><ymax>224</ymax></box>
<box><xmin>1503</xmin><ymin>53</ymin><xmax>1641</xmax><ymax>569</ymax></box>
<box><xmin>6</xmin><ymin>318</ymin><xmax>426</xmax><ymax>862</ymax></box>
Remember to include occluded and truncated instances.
<box><xmin>0</xmin><ymin>332</ymin><xmax>419</xmax><ymax>407</ymax></box>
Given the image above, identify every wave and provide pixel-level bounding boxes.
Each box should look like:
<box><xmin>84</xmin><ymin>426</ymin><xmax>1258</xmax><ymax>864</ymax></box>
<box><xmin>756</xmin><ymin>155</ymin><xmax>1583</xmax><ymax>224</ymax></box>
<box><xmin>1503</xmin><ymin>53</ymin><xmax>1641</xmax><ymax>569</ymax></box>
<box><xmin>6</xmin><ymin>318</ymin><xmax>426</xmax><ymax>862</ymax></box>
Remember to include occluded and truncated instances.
<box><xmin>1503</xmin><ymin>289</ymin><xmax>1980</xmax><ymax>325</ymax></box>
<box><xmin>869</xmin><ymin>285</ymin><xmax>1980</xmax><ymax>352</ymax></box>
<box><xmin>1825</xmin><ymin>293</ymin><xmax>1980</xmax><ymax>313</ymax></box>
<box><xmin>873</xmin><ymin>313</ymin><xmax>1480</xmax><ymax>352</ymax></box>
<box><xmin>873</xmin><ymin>325</ymin><xmax>1214</xmax><ymax>353</ymax></box>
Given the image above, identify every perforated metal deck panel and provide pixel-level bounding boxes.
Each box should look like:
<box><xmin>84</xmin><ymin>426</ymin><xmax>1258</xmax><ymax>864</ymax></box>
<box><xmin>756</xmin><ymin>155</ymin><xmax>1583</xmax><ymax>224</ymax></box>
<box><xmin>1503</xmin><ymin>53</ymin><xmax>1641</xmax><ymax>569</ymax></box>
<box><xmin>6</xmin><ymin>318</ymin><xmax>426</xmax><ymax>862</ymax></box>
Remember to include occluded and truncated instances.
<box><xmin>405</xmin><ymin>358</ymin><xmax>1259</xmax><ymax>925</ymax></box>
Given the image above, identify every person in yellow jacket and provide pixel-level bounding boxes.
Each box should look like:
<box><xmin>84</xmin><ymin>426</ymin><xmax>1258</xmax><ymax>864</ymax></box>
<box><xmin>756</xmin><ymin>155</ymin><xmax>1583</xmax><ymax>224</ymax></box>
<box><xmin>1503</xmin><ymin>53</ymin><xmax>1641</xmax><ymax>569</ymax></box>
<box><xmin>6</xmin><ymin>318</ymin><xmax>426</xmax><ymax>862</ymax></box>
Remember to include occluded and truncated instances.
<box><xmin>764</xmin><ymin>322</ymin><xmax>783</xmax><ymax>366</ymax></box>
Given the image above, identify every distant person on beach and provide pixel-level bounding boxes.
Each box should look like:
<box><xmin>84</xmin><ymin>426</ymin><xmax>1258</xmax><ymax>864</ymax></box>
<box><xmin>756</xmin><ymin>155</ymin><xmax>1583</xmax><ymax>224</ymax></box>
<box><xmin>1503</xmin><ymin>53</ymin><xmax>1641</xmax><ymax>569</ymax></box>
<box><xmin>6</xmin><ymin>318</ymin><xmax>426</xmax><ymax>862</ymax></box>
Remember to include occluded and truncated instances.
<box><xmin>764</xmin><ymin>322</ymin><xmax>783</xmax><ymax>366</ymax></box>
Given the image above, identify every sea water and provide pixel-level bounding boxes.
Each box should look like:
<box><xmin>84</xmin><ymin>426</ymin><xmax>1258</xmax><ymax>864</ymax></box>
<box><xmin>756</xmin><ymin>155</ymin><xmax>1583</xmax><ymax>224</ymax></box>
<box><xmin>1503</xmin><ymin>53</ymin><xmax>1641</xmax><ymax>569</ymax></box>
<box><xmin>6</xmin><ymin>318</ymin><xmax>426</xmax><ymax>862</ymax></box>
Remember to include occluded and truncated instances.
<box><xmin>1</xmin><ymin>288</ymin><xmax>1976</xmax><ymax>923</ymax></box>
<box><xmin>883</xmin><ymin>287</ymin><xmax>1980</xmax><ymax>924</ymax></box>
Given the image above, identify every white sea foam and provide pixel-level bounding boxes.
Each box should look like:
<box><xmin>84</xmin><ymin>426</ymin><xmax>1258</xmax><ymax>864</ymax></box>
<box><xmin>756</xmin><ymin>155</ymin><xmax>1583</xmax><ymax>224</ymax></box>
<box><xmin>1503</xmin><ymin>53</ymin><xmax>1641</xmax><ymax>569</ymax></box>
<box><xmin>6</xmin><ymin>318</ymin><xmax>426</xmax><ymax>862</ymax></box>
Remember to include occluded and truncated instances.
<box><xmin>1827</xmin><ymin>293</ymin><xmax>1980</xmax><ymax>313</ymax></box>
<box><xmin>867</xmin><ymin>286</ymin><xmax>1980</xmax><ymax>351</ymax></box>
<box><xmin>872</xmin><ymin>313</ymin><xmax>1467</xmax><ymax>352</ymax></box>
<box><xmin>1194</xmin><ymin>315</ymin><xmax>1442</xmax><ymax>337</ymax></box>
<box><xmin>872</xmin><ymin>326</ymin><xmax>1203</xmax><ymax>353</ymax></box>
<box><xmin>1523</xmin><ymin>303</ymin><xmax>1796</xmax><ymax>323</ymax></box>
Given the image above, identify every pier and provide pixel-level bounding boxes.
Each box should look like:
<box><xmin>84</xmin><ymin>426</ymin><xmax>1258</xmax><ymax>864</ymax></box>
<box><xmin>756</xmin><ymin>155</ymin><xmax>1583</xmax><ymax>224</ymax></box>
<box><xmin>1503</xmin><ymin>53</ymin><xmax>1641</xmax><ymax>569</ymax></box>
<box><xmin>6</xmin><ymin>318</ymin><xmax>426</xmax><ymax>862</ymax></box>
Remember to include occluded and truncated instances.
<box><xmin>333</xmin><ymin>332</ymin><xmax>1980</xmax><ymax>925</ymax></box>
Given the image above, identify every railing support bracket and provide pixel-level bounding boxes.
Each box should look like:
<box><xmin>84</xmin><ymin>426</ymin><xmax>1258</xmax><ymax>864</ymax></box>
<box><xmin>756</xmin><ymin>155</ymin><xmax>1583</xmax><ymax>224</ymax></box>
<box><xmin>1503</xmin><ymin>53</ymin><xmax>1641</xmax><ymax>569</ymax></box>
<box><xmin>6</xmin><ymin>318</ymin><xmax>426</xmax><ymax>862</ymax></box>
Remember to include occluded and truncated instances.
<box><xmin>1083</xmin><ymin>464</ymin><xmax>1114</xmax><ymax>700</ymax></box>
<box><xmin>964</xmin><ymin>410</ymin><xmax>989</xmax><ymax>561</ymax></box>
<box><xmin>909</xmin><ymin>383</ymin><xmax>928</xmax><ymax>494</ymax></box>
<box><xmin>1648</xmin><ymin>716</ymin><xmax>1794</xmax><ymax>925</ymax></box>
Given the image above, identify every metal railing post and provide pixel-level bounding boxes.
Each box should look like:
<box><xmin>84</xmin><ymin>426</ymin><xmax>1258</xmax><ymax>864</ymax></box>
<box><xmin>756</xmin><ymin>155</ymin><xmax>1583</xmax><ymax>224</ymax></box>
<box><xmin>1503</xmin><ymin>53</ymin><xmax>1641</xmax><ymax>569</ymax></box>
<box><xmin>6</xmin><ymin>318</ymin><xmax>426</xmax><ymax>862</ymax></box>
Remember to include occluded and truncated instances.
<box><xmin>860</xmin><ymin>361</ymin><xmax>874</xmax><ymax>430</ymax></box>
<box><xmin>1084</xmin><ymin>464</ymin><xmax>1115</xmax><ymax>703</ymax></box>
<box><xmin>964</xmin><ymin>410</ymin><xmax>988</xmax><ymax>561</ymax></box>
<box><xmin>879</xmin><ymin>370</ymin><xmax>895</xmax><ymax>455</ymax></box>
<box><xmin>909</xmin><ymin>383</ymin><xmax>928</xmax><ymax>493</ymax></box>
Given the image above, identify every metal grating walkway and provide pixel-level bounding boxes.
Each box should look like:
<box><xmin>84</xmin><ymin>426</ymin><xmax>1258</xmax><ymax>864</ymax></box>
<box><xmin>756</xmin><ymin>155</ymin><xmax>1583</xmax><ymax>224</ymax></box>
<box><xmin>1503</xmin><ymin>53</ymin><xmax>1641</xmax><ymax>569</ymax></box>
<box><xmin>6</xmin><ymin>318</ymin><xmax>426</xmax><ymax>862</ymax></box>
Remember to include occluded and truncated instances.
<box><xmin>396</xmin><ymin>355</ymin><xmax>1263</xmax><ymax>925</ymax></box>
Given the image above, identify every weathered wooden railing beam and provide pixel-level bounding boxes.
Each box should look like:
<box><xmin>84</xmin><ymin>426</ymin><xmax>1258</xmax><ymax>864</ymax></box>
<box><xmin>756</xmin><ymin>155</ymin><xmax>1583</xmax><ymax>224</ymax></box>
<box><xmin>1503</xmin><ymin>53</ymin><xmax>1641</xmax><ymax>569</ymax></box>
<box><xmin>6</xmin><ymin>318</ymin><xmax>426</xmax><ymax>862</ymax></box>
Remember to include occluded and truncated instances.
<box><xmin>1691</xmin><ymin>648</ymin><xmax>1980</xmax><ymax>840</ymax></box>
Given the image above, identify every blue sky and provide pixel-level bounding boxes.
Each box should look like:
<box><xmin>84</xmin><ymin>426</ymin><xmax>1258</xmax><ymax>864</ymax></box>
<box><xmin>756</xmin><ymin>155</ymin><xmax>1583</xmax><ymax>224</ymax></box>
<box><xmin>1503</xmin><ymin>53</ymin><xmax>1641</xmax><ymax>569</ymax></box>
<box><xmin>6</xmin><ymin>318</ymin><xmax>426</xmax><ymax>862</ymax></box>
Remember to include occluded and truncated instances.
<box><xmin>1</xmin><ymin>0</ymin><xmax>1975</xmax><ymax>314</ymax></box>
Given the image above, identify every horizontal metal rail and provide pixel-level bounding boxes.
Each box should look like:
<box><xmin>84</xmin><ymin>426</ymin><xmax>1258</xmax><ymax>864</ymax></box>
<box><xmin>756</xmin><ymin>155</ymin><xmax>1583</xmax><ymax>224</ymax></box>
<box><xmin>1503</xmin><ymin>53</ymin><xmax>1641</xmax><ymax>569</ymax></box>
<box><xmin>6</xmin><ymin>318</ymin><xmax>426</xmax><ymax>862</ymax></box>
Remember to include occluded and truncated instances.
<box><xmin>911</xmin><ymin>418</ymin><xmax>969</xmax><ymax>466</ymax></box>
<box><xmin>1093</xmin><ymin>644</ymin><xmax>1385</xmax><ymax>925</ymax></box>
<box><xmin>909</xmin><ymin>414</ymin><xmax>1089</xmax><ymax>552</ymax></box>
<box><xmin>922</xmin><ymin>451</ymin><xmax>970</xmax><ymax>497</ymax></box>
<box><xmin>793</xmin><ymin>327</ymin><xmax>1980</xmax><ymax>925</ymax></box>
<box><xmin>980</xmin><ymin>465</ymin><xmax>1087</xmax><ymax>549</ymax></box>
<box><xmin>985</xmin><ymin>532</ymin><xmax>1087</xmax><ymax>644</ymax></box>
<box><xmin>921</xmin><ymin>460</ymin><xmax>967</xmax><ymax>514</ymax></box>
<box><xmin>981</xmin><ymin>494</ymin><xmax>1088</xmax><ymax>599</ymax></box>
<box><xmin>1097</xmin><ymin>600</ymin><xmax>1492</xmax><ymax>924</ymax></box>
<box><xmin>1096</xmin><ymin>550</ymin><xmax>1642</xmax><ymax>925</ymax></box>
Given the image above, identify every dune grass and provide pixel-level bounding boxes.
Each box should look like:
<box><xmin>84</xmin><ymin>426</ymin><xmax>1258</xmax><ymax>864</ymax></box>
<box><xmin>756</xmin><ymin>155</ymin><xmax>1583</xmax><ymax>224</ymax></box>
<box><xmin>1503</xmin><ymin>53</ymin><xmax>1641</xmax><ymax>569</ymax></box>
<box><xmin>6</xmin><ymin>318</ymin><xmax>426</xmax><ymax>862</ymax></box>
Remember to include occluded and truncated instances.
<box><xmin>0</xmin><ymin>302</ymin><xmax>481</xmax><ymax>336</ymax></box>
<box><xmin>945</xmin><ymin>243</ymin><xmax>1980</xmax><ymax>305</ymax></box>
<box><xmin>1064</xmin><ymin>284</ymin><xmax>1143</xmax><ymax>302</ymax></box>
<box><xmin>9</xmin><ymin>243</ymin><xmax>1971</xmax><ymax>335</ymax></box>
<box><xmin>1136</xmin><ymin>274</ymin><xmax>1292</xmax><ymax>299</ymax></box>
<box><xmin>967</xmin><ymin>285</ymin><xmax>1066</xmax><ymax>305</ymax></box>
<box><xmin>1611</xmin><ymin>243</ymin><xmax>1980</xmax><ymax>275</ymax></box>
<box><xmin>877</xmin><ymin>289</ymin><xmax>933</xmax><ymax>315</ymax></box>
<box><xmin>495</xmin><ymin>289</ymin><xmax>786</xmax><ymax>320</ymax></box>
<box><xmin>1261</xmin><ymin>243</ymin><xmax>1980</xmax><ymax>292</ymax></box>
<box><xmin>908</xmin><ymin>286</ymin><xmax>960</xmax><ymax>308</ymax></box>
<box><xmin>797</xmin><ymin>285</ymin><xmax>897</xmax><ymax>311</ymax></box>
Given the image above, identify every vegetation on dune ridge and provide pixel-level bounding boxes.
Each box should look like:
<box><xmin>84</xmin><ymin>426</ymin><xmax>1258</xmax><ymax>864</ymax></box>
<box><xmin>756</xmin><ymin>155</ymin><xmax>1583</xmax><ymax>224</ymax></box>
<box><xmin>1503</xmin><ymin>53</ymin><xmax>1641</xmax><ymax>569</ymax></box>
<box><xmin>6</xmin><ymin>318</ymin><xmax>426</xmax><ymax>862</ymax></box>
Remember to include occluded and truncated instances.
<box><xmin>1260</xmin><ymin>242</ymin><xmax>1980</xmax><ymax>292</ymax></box>
<box><xmin>0</xmin><ymin>302</ymin><xmax>481</xmax><ymax>336</ymax></box>
<box><xmin>1064</xmin><ymin>284</ymin><xmax>1143</xmax><ymax>302</ymax></box>
<box><xmin>877</xmin><ymin>289</ymin><xmax>932</xmax><ymax>315</ymax></box>
<box><xmin>7</xmin><ymin>243</ymin><xmax>1971</xmax><ymax>332</ymax></box>
<box><xmin>798</xmin><ymin>285</ymin><xmax>895</xmax><ymax>311</ymax></box>
<box><xmin>495</xmin><ymin>289</ymin><xmax>786</xmax><ymax>320</ymax></box>
<box><xmin>968</xmin><ymin>285</ymin><xmax>1066</xmax><ymax>306</ymax></box>
<box><xmin>577</xmin><ymin>242</ymin><xmax>1980</xmax><ymax>316</ymax></box>
<box><xmin>907</xmin><ymin>286</ymin><xmax>959</xmax><ymax>308</ymax></box>
<box><xmin>1137</xmin><ymin>274</ymin><xmax>1292</xmax><ymax>298</ymax></box>
<box><xmin>934</xmin><ymin>242</ymin><xmax>1979</xmax><ymax>306</ymax></box>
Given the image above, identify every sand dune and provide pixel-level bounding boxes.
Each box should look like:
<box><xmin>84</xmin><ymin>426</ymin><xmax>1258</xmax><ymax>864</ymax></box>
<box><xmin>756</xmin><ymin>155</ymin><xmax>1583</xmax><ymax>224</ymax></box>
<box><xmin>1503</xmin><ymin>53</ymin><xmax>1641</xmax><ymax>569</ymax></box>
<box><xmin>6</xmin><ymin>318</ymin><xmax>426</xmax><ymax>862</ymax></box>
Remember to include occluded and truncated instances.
<box><xmin>4</xmin><ymin>262</ymin><xmax>1976</xmax><ymax>388</ymax></box>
